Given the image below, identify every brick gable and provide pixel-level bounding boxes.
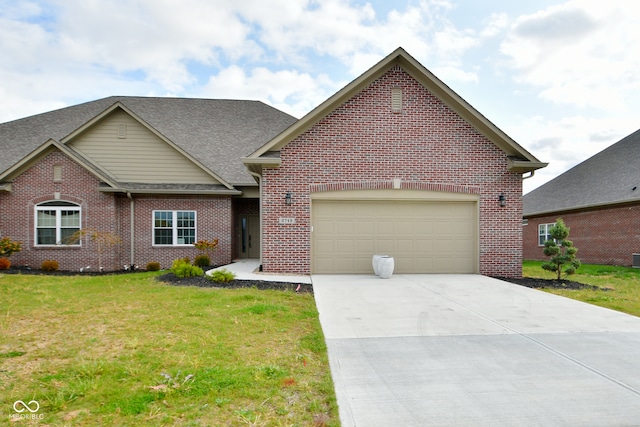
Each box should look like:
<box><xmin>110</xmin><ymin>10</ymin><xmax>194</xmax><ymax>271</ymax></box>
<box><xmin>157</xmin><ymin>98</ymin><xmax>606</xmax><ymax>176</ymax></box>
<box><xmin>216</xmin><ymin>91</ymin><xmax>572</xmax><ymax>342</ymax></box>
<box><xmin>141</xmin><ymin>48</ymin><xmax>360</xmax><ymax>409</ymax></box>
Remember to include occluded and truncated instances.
<box><xmin>261</xmin><ymin>66</ymin><xmax>523</xmax><ymax>276</ymax></box>
<box><xmin>0</xmin><ymin>148</ymin><xmax>235</xmax><ymax>271</ymax></box>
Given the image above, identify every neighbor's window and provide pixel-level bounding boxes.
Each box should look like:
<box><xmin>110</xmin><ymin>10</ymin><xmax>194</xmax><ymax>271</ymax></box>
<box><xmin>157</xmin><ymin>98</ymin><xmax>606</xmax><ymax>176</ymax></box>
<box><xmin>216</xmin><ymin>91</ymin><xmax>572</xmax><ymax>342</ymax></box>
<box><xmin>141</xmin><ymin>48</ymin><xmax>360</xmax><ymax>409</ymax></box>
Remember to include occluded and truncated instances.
<box><xmin>153</xmin><ymin>210</ymin><xmax>196</xmax><ymax>245</ymax></box>
<box><xmin>538</xmin><ymin>223</ymin><xmax>554</xmax><ymax>246</ymax></box>
<box><xmin>35</xmin><ymin>201</ymin><xmax>81</xmax><ymax>245</ymax></box>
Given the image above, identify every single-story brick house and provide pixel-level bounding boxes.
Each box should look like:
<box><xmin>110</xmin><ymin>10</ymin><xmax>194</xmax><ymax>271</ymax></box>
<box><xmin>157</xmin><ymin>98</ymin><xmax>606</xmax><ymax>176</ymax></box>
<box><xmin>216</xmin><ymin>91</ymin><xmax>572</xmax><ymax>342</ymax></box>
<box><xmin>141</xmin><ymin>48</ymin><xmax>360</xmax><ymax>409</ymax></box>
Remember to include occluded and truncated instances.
<box><xmin>523</xmin><ymin>128</ymin><xmax>640</xmax><ymax>266</ymax></box>
<box><xmin>0</xmin><ymin>48</ymin><xmax>546</xmax><ymax>277</ymax></box>
<box><xmin>0</xmin><ymin>98</ymin><xmax>297</xmax><ymax>270</ymax></box>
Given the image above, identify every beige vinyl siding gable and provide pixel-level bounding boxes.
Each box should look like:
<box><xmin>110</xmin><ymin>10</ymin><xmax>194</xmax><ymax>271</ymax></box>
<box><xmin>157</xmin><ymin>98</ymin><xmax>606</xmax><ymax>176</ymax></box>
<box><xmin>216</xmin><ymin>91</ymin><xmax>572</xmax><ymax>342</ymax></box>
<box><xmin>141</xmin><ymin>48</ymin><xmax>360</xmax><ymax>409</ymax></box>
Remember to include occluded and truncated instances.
<box><xmin>68</xmin><ymin>110</ymin><xmax>219</xmax><ymax>184</ymax></box>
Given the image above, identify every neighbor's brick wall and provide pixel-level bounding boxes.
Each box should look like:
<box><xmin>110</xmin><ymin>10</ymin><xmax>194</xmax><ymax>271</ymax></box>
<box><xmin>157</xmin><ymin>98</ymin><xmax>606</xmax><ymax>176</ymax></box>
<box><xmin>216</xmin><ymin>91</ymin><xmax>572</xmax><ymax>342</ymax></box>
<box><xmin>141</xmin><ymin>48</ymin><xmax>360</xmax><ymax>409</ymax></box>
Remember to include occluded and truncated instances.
<box><xmin>0</xmin><ymin>150</ymin><xmax>121</xmax><ymax>271</ymax></box>
<box><xmin>261</xmin><ymin>65</ymin><xmax>523</xmax><ymax>277</ymax></box>
<box><xmin>524</xmin><ymin>204</ymin><xmax>640</xmax><ymax>266</ymax></box>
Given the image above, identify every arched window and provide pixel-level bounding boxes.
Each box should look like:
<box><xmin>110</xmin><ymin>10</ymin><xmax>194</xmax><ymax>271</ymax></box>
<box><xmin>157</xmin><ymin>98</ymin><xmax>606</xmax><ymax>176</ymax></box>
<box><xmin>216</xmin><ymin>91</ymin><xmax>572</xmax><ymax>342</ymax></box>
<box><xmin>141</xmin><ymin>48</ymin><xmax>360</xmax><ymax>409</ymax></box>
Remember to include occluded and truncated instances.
<box><xmin>35</xmin><ymin>201</ymin><xmax>81</xmax><ymax>246</ymax></box>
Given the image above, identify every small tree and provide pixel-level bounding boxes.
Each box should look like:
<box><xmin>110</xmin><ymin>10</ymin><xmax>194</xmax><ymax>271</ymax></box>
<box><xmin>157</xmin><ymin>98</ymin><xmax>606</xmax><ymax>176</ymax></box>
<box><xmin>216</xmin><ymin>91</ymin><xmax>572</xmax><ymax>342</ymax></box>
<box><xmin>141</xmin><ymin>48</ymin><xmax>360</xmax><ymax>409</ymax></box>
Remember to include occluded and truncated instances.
<box><xmin>0</xmin><ymin>237</ymin><xmax>22</xmax><ymax>258</ymax></box>
<box><xmin>541</xmin><ymin>218</ymin><xmax>581</xmax><ymax>280</ymax></box>
<box><xmin>68</xmin><ymin>229</ymin><xmax>122</xmax><ymax>271</ymax></box>
<box><xmin>193</xmin><ymin>239</ymin><xmax>218</xmax><ymax>259</ymax></box>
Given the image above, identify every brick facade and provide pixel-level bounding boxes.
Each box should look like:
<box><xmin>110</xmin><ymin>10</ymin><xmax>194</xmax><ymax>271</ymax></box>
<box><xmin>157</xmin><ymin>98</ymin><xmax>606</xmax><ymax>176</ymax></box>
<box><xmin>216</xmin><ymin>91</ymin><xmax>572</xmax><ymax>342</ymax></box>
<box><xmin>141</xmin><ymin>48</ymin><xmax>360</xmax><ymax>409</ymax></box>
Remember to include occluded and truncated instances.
<box><xmin>1</xmin><ymin>150</ymin><xmax>119</xmax><ymax>271</ymax></box>
<box><xmin>523</xmin><ymin>204</ymin><xmax>640</xmax><ymax>266</ymax></box>
<box><xmin>0</xmin><ymin>149</ymin><xmax>235</xmax><ymax>271</ymax></box>
<box><xmin>260</xmin><ymin>65</ymin><xmax>524</xmax><ymax>277</ymax></box>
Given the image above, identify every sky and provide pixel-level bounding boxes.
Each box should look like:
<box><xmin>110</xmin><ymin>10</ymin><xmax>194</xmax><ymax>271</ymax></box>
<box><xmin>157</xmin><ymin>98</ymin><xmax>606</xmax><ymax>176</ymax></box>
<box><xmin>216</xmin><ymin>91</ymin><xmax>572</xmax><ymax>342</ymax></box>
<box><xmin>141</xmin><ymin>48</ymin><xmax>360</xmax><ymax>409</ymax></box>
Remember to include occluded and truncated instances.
<box><xmin>1</xmin><ymin>0</ymin><xmax>638</xmax><ymax>194</ymax></box>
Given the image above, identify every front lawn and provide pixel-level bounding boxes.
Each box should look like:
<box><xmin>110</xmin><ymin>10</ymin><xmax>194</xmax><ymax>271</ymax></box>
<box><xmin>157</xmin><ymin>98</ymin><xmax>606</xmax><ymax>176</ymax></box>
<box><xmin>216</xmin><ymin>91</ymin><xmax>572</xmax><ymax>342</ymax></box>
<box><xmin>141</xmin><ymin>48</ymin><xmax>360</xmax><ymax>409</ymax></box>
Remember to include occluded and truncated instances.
<box><xmin>523</xmin><ymin>260</ymin><xmax>640</xmax><ymax>317</ymax></box>
<box><xmin>0</xmin><ymin>272</ymin><xmax>338</xmax><ymax>426</ymax></box>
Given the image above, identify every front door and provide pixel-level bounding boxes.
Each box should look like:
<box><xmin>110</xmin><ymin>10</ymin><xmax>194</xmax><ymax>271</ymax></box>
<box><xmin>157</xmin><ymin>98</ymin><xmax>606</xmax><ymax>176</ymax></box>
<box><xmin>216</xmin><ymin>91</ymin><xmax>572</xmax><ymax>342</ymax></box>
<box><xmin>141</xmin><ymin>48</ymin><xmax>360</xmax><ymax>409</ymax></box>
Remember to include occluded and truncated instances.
<box><xmin>238</xmin><ymin>215</ymin><xmax>260</xmax><ymax>258</ymax></box>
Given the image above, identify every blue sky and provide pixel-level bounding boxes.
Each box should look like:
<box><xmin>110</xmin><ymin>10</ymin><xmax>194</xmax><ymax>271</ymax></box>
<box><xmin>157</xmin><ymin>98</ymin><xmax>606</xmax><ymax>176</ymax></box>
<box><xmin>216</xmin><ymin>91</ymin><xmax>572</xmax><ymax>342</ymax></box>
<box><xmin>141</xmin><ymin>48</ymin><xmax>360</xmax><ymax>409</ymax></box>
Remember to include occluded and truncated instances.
<box><xmin>1</xmin><ymin>0</ymin><xmax>638</xmax><ymax>193</ymax></box>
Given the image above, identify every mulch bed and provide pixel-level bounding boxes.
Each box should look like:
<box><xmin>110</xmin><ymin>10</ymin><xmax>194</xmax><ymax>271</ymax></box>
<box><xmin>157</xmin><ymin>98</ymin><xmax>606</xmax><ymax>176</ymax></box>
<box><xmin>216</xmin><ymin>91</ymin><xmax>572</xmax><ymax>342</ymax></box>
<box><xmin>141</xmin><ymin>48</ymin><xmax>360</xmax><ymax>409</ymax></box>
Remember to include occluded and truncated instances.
<box><xmin>2</xmin><ymin>266</ymin><xmax>313</xmax><ymax>293</ymax></box>
<box><xmin>6</xmin><ymin>265</ymin><xmax>607</xmax><ymax>294</ymax></box>
<box><xmin>156</xmin><ymin>272</ymin><xmax>314</xmax><ymax>294</ymax></box>
<box><xmin>2</xmin><ymin>266</ymin><xmax>144</xmax><ymax>276</ymax></box>
<box><xmin>495</xmin><ymin>276</ymin><xmax>610</xmax><ymax>291</ymax></box>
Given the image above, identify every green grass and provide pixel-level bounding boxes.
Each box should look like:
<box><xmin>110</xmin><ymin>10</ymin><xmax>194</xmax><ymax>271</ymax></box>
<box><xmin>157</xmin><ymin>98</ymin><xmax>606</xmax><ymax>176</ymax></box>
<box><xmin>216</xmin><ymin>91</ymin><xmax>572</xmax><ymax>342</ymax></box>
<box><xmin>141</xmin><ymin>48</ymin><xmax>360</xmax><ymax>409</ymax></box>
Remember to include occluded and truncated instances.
<box><xmin>523</xmin><ymin>260</ymin><xmax>640</xmax><ymax>317</ymax></box>
<box><xmin>0</xmin><ymin>272</ymin><xmax>338</xmax><ymax>426</ymax></box>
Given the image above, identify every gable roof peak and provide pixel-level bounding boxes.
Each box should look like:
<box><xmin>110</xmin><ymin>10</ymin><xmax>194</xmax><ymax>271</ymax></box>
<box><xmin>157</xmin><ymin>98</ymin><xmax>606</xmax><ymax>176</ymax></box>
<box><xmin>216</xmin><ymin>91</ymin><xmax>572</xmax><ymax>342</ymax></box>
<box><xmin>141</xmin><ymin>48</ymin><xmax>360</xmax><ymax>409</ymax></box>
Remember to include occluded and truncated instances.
<box><xmin>245</xmin><ymin>47</ymin><xmax>546</xmax><ymax>174</ymax></box>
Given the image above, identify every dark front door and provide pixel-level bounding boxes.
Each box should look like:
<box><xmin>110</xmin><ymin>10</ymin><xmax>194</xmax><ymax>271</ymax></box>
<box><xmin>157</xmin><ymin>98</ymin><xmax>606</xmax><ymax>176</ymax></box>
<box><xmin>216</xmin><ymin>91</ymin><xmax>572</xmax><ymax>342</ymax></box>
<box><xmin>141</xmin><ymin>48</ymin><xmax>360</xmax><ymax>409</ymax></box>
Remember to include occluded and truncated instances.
<box><xmin>238</xmin><ymin>214</ymin><xmax>260</xmax><ymax>258</ymax></box>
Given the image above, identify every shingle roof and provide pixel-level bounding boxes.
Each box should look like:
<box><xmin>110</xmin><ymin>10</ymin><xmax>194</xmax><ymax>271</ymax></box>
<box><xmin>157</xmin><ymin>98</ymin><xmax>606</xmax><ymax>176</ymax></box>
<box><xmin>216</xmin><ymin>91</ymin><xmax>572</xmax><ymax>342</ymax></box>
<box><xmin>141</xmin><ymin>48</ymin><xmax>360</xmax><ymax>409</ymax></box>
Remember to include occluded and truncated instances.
<box><xmin>0</xmin><ymin>96</ymin><xmax>297</xmax><ymax>185</ymax></box>
<box><xmin>523</xmin><ymin>128</ymin><xmax>640</xmax><ymax>216</ymax></box>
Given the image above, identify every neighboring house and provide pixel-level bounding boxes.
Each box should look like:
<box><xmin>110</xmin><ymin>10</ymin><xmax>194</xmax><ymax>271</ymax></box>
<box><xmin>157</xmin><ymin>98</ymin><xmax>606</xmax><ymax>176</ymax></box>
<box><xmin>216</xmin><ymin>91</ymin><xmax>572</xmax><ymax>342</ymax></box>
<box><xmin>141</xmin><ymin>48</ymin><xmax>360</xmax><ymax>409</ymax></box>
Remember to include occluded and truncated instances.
<box><xmin>0</xmin><ymin>48</ymin><xmax>546</xmax><ymax>277</ymax></box>
<box><xmin>244</xmin><ymin>48</ymin><xmax>546</xmax><ymax>277</ymax></box>
<box><xmin>523</xmin><ymin>128</ymin><xmax>640</xmax><ymax>267</ymax></box>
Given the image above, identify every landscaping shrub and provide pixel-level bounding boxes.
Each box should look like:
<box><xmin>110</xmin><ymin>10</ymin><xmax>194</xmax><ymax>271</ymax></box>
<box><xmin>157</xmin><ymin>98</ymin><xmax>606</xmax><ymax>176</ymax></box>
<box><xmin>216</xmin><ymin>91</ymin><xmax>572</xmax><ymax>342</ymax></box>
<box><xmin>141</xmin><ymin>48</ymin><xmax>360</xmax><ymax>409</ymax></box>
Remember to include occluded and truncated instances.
<box><xmin>194</xmin><ymin>239</ymin><xmax>218</xmax><ymax>259</ymax></box>
<box><xmin>146</xmin><ymin>261</ymin><xmax>161</xmax><ymax>271</ymax></box>
<box><xmin>194</xmin><ymin>254</ymin><xmax>210</xmax><ymax>267</ymax></box>
<box><xmin>541</xmin><ymin>218</ymin><xmax>581</xmax><ymax>280</ymax></box>
<box><xmin>0</xmin><ymin>257</ymin><xmax>10</xmax><ymax>270</ymax></box>
<box><xmin>171</xmin><ymin>259</ymin><xmax>203</xmax><ymax>278</ymax></box>
<box><xmin>209</xmin><ymin>268</ymin><xmax>236</xmax><ymax>283</ymax></box>
<box><xmin>0</xmin><ymin>237</ymin><xmax>22</xmax><ymax>258</ymax></box>
<box><xmin>41</xmin><ymin>260</ymin><xmax>59</xmax><ymax>272</ymax></box>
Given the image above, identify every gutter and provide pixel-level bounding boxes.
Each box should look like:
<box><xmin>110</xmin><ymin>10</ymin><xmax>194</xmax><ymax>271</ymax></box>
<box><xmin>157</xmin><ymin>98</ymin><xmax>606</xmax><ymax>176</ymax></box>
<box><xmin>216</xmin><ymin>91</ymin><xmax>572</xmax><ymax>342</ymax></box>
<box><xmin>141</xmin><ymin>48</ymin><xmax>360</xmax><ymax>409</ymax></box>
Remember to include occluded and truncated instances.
<box><xmin>127</xmin><ymin>192</ymin><xmax>135</xmax><ymax>267</ymax></box>
<box><xmin>248</xmin><ymin>170</ymin><xmax>263</xmax><ymax>265</ymax></box>
<box><xmin>99</xmin><ymin>187</ymin><xmax>242</xmax><ymax>196</ymax></box>
<box><xmin>524</xmin><ymin>197</ymin><xmax>640</xmax><ymax>218</ymax></box>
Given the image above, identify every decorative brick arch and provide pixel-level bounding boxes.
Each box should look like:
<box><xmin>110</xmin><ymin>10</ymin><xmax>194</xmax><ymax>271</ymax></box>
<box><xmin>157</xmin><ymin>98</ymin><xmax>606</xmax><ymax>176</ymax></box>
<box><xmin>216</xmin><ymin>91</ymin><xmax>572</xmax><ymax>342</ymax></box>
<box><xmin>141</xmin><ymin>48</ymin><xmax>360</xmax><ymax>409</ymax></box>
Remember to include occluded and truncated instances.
<box><xmin>309</xmin><ymin>180</ymin><xmax>481</xmax><ymax>195</ymax></box>
<box><xmin>29</xmin><ymin>194</ymin><xmax>86</xmax><ymax>208</ymax></box>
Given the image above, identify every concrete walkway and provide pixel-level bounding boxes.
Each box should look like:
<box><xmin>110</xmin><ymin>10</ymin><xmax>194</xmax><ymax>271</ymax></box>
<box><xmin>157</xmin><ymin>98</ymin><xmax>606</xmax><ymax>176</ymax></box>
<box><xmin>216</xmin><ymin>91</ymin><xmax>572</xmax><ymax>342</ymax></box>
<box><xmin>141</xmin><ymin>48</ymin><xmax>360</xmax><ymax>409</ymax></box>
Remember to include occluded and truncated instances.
<box><xmin>313</xmin><ymin>274</ymin><xmax>640</xmax><ymax>426</ymax></box>
<box><xmin>206</xmin><ymin>259</ymin><xmax>312</xmax><ymax>284</ymax></box>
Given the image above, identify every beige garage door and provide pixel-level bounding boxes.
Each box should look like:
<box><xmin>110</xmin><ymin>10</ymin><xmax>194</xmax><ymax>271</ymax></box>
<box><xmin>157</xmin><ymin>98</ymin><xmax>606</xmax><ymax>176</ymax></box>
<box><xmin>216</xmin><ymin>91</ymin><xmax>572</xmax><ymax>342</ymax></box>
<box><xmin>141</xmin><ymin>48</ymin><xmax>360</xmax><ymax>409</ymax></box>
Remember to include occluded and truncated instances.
<box><xmin>312</xmin><ymin>199</ymin><xmax>477</xmax><ymax>274</ymax></box>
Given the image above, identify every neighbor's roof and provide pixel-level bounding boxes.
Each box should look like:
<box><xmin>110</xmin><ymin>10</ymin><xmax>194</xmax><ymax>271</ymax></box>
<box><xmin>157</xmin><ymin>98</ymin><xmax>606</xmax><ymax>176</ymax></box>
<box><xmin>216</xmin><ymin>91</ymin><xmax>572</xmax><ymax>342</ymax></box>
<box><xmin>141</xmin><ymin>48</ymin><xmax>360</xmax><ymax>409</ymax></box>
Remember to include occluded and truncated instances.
<box><xmin>524</xmin><ymin>128</ymin><xmax>640</xmax><ymax>216</ymax></box>
<box><xmin>246</xmin><ymin>47</ymin><xmax>547</xmax><ymax>174</ymax></box>
<box><xmin>0</xmin><ymin>96</ymin><xmax>297</xmax><ymax>185</ymax></box>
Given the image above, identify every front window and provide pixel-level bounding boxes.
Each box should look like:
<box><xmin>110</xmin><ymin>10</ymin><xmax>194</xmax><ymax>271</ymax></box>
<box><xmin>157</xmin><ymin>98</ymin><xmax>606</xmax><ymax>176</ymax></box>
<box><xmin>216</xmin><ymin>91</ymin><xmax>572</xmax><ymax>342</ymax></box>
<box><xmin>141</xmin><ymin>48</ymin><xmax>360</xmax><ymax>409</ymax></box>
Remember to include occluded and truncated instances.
<box><xmin>153</xmin><ymin>211</ymin><xmax>196</xmax><ymax>245</ymax></box>
<box><xmin>35</xmin><ymin>201</ymin><xmax>81</xmax><ymax>245</ymax></box>
<box><xmin>538</xmin><ymin>223</ymin><xmax>554</xmax><ymax>246</ymax></box>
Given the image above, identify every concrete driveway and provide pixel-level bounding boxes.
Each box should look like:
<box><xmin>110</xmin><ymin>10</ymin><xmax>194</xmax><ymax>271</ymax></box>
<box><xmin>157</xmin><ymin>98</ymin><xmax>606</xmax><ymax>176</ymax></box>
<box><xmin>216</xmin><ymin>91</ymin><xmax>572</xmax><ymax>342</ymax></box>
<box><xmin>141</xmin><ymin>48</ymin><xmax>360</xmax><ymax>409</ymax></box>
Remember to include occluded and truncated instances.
<box><xmin>312</xmin><ymin>274</ymin><xmax>640</xmax><ymax>426</ymax></box>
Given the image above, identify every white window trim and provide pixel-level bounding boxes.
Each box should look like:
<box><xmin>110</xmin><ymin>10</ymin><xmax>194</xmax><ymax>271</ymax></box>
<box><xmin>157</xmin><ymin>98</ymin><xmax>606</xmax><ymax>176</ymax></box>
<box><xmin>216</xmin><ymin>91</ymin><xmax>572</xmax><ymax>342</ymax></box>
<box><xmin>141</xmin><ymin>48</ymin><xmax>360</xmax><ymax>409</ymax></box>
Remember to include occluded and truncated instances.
<box><xmin>538</xmin><ymin>223</ymin><xmax>554</xmax><ymax>246</ymax></box>
<box><xmin>34</xmin><ymin>202</ymin><xmax>82</xmax><ymax>246</ymax></box>
<box><xmin>152</xmin><ymin>210</ymin><xmax>197</xmax><ymax>246</ymax></box>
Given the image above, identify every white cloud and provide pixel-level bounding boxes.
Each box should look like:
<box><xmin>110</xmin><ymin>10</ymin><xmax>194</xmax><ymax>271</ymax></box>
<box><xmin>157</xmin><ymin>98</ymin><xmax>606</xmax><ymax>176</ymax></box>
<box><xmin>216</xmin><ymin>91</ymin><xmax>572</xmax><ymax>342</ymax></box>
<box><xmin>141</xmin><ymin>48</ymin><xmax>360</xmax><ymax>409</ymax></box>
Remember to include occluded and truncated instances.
<box><xmin>0</xmin><ymin>0</ymin><xmax>494</xmax><ymax>122</ymax></box>
<box><xmin>501</xmin><ymin>0</ymin><xmax>640</xmax><ymax>111</ymax></box>
<box><xmin>515</xmin><ymin>113</ymin><xmax>639</xmax><ymax>193</ymax></box>
<box><xmin>200</xmin><ymin>65</ymin><xmax>341</xmax><ymax>118</ymax></box>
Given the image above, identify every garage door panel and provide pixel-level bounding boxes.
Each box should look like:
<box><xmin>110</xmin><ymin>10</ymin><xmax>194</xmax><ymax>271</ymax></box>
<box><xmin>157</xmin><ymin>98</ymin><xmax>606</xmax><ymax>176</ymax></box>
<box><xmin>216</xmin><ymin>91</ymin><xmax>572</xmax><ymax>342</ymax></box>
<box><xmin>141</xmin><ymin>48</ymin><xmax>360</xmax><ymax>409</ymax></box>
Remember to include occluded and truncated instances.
<box><xmin>316</xmin><ymin>239</ymin><xmax>335</xmax><ymax>254</ymax></box>
<box><xmin>395</xmin><ymin>221</ymin><xmax>415</xmax><ymax>235</ymax></box>
<box><xmin>337</xmin><ymin>222</ymin><xmax>355</xmax><ymax>234</ymax></box>
<box><xmin>335</xmin><ymin>239</ymin><xmax>355</xmax><ymax>253</ymax></box>
<box><xmin>356</xmin><ymin>221</ymin><xmax>375</xmax><ymax>234</ymax></box>
<box><xmin>374</xmin><ymin>239</ymin><xmax>396</xmax><ymax>254</ymax></box>
<box><xmin>375</xmin><ymin>221</ymin><xmax>395</xmax><ymax>236</ymax></box>
<box><xmin>394</xmin><ymin>258</ymin><xmax>414</xmax><ymax>273</ymax></box>
<box><xmin>312</xmin><ymin>199</ymin><xmax>477</xmax><ymax>274</ymax></box>
<box><xmin>355</xmin><ymin>257</ymin><xmax>374</xmax><ymax>272</ymax></box>
<box><xmin>356</xmin><ymin>239</ymin><xmax>375</xmax><ymax>253</ymax></box>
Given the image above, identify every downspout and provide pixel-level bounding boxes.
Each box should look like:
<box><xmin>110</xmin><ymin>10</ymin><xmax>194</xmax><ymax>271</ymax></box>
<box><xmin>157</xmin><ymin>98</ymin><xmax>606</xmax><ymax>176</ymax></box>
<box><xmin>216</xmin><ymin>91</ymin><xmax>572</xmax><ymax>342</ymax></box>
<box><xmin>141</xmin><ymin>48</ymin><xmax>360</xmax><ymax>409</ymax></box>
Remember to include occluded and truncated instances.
<box><xmin>127</xmin><ymin>192</ymin><xmax>135</xmax><ymax>267</ymax></box>
<box><xmin>248</xmin><ymin>171</ymin><xmax>263</xmax><ymax>266</ymax></box>
<box><xmin>522</xmin><ymin>170</ymin><xmax>536</xmax><ymax>180</ymax></box>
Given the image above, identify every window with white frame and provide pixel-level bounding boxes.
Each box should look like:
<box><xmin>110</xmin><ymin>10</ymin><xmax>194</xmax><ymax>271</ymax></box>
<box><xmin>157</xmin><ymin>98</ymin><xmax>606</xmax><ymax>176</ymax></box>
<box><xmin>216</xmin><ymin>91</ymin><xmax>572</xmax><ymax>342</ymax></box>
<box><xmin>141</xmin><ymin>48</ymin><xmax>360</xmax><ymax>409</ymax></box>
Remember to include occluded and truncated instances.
<box><xmin>538</xmin><ymin>223</ymin><xmax>555</xmax><ymax>246</ymax></box>
<box><xmin>153</xmin><ymin>210</ymin><xmax>196</xmax><ymax>245</ymax></box>
<box><xmin>35</xmin><ymin>201</ymin><xmax>81</xmax><ymax>245</ymax></box>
